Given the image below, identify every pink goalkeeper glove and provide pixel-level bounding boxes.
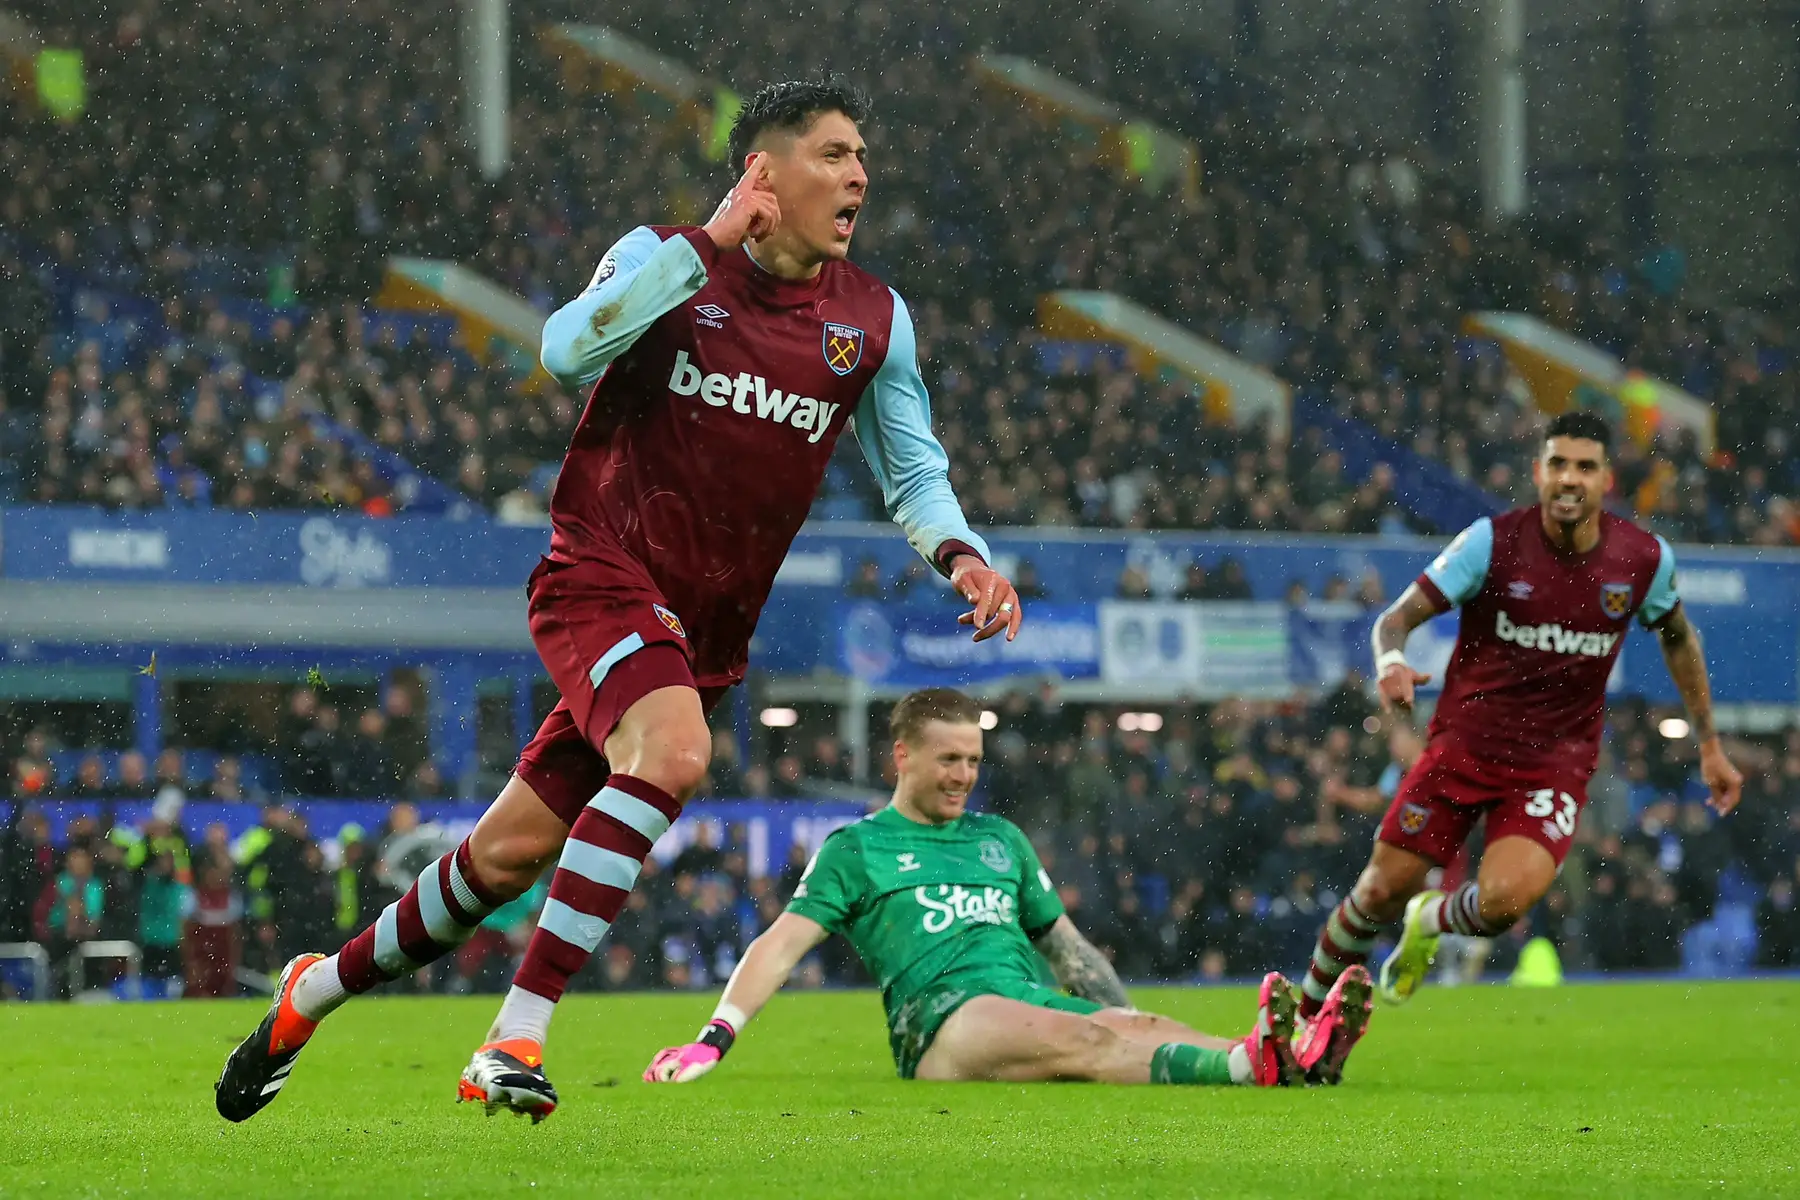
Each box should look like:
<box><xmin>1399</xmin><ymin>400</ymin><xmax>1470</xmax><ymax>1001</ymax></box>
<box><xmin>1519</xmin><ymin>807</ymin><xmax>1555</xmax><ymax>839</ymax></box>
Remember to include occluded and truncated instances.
<box><xmin>644</xmin><ymin>1042</ymin><xmax>722</xmax><ymax>1083</ymax></box>
<box><xmin>644</xmin><ymin>1018</ymin><xmax>736</xmax><ymax>1083</ymax></box>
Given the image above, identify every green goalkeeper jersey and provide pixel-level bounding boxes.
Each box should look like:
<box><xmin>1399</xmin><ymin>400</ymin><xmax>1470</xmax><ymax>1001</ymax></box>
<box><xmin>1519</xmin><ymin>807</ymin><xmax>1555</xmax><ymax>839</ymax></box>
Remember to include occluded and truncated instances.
<box><xmin>784</xmin><ymin>806</ymin><xmax>1067</xmax><ymax>1070</ymax></box>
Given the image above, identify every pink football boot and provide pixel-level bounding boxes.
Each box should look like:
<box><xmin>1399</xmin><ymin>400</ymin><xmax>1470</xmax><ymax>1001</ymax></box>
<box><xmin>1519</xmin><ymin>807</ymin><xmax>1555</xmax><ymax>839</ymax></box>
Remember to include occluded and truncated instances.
<box><xmin>1241</xmin><ymin>971</ymin><xmax>1305</xmax><ymax>1087</ymax></box>
<box><xmin>1296</xmin><ymin>964</ymin><xmax>1374</xmax><ymax>1086</ymax></box>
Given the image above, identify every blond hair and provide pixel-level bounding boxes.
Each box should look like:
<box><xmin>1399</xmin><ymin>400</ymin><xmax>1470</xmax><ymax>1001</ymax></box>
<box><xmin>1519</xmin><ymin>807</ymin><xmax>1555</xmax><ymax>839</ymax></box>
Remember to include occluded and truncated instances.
<box><xmin>888</xmin><ymin>687</ymin><xmax>983</xmax><ymax>744</ymax></box>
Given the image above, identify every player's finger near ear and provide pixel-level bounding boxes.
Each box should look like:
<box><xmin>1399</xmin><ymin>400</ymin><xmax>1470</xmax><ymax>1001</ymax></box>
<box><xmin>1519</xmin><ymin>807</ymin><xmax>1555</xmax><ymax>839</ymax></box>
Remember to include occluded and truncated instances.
<box><xmin>737</xmin><ymin>151</ymin><xmax>768</xmax><ymax>193</ymax></box>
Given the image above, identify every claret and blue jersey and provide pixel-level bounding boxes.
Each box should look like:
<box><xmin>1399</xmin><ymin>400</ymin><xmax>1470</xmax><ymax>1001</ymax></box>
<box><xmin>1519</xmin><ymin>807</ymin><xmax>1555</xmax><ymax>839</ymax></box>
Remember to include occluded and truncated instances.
<box><xmin>534</xmin><ymin>225</ymin><xmax>987</xmax><ymax>684</ymax></box>
<box><xmin>1418</xmin><ymin>506</ymin><xmax>1680</xmax><ymax>773</ymax></box>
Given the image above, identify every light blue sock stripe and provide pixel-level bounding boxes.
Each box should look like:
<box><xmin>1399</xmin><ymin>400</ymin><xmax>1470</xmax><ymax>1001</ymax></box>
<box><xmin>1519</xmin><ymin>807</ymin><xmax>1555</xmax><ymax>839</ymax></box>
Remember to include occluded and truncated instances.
<box><xmin>414</xmin><ymin>856</ymin><xmax>462</xmax><ymax>942</ymax></box>
<box><xmin>372</xmin><ymin>903</ymin><xmax>415</xmax><ymax>974</ymax></box>
<box><xmin>591</xmin><ymin>785</ymin><xmax>672</xmax><ymax>843</ymax></box>
<box><xmin>537</xmin><ymin>897</ymin><xmax>612</xmax><ymax>952</ymax></box>
<box><xmin>559</xmin><ymin>840</ymin><xmax>643</xmax><ymax>892</ymax></box>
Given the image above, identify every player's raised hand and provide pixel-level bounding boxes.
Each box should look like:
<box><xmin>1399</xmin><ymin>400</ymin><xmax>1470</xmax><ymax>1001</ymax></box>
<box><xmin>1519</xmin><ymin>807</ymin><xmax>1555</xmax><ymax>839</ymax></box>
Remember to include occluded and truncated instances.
<box><xmin>1699</xmin><ymin>741</ymin><xmax>1743</xmax><ymax>816</ymax></box>
<box><xmin>703</xmin><ymin>152</ymin><xmax>782</xmax><ymax>251</ymax></box>
<box><xmin>643</xmin><ymin>1042</ymin><xmax>723</xmax><ymax>1084</ymax></box>
<box><xmin>951</xmin><ymin>558</ymin><xmax>1023</xmax><ymax>643</ymax></box>
<box><xmin>1376</xmin><ymin>662</ymin><xmax>1431</xmax><ymax>714</ymax></box>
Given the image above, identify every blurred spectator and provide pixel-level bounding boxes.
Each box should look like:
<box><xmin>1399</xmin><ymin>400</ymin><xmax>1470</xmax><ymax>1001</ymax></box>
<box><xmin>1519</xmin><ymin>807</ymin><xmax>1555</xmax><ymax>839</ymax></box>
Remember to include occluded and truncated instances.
<box><xmin>844</xmin><ymin>557</ymin><xmax>886</xmax><ymax>600</ymax></box>
<box><xmin>115</xmin><ymin>751</ymin><xmax>156</xmax><ymax>799</ymax></box>
<box><xmin>1115</xmin><ymin>564</ymin><xmax>1153</xmax><ymax>600</ymax></box>
<box><xmin>11</xmin><ymin>728</ymin><xmax>55</xmax><ymax>799</ymax></box>
<box><xmin>137</xmin><ymin>849</ymin><xmax>188</xmax><ymax>982</ymax></box>
<box><xmin>198</xmin><ymin>756</ymin><xmax>254</xmax><ymax>802</ymax></box>
<box><xmin>671</xmin><ymin>824</ymin><xmax>725</xmax><ymax>878</ymax></box>
<box><xmin>703</xmin><ymin>730</ymin><xmax>747</xmax><ymax>797</ymax></box>
<box><xmin>1176</xmin><ymin>562</ymin><xmax>1211</xmax><ymax>601</ymax></box>
<box><xmin>807</xmin><ymin>735</ymin><xmax>854</xmax><ymax>785</ymax></box>
<box><xmin>153</xmin><ymin>748</ymin><xmax>188</xmax><ymax>796</ymax></box>
<box><xmin>343</xmin><ymin>709</ymin><xmax>397</xmax><ymax>798</ymax></box>
<box><xmin>0</xmin><ymin>806</ymin><xmax>53</xmax><ymax>942</ymax></box>
<box><xmin>770</xmin><ymin>754</ymin><xmax>808</xmax><ymax>799</ymax></box>
<box><xmin>48</xmin><ymin>846</ymin><xmax>105</xmax><ymax>995</ymax></box>
<box><xmin>402</xmin><ymin>760</ymin><xmax>456</xmax><ymax>800</ymax></box>
<box><xmin>1210</xmin><ymin>558</ymin><xmax>1254</xmax><ymax>601</ymax></box>
<box><xmin>383</xmin><ymin>685</ymin><xmax>430</xmax><ymax>784</ymax></box>
<box><xmin>183</xmin><ymin>861</ymin><xmax>244</xmax><ymax>998</ymax></box>
<box><xmin>1013</xmin><ymin>559</ymin><xmax>1048</xmax><ymax>601</ymax></box>
<box><xmin>67</xmin><ymin>754</ymin><xmax>108</xmax><ymax>799</ymax></box>
<box><xmin>1756</xmin><ymin>876</ymin><xmax>1800</xmax><ymax>968</ymax></box>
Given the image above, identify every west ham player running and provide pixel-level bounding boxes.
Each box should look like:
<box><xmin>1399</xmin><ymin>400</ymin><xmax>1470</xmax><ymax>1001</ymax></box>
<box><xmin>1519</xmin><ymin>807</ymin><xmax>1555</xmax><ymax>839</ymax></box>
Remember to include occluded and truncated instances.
<box><xmin>644</xmin><ymin>688</ymin><xmax>1312</xmax><ymax>1089</ymax></box>
<box><xmin>1296</xmin><ymin>412</ymin><xmax>1743</xmax><ymax>1056</ymax></box>
<box><xmin>217</xmin><ymin>79</ymin><xmax>1026</xmax><ymax>1122</ymax></box>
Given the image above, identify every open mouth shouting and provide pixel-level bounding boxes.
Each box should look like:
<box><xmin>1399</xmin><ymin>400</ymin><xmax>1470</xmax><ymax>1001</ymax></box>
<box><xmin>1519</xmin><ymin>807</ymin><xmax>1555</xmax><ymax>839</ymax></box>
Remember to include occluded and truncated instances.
<box><xmin>833</xmin><ymin>202</ymin><xmax>860</xmax><ymax>238</ymax></box>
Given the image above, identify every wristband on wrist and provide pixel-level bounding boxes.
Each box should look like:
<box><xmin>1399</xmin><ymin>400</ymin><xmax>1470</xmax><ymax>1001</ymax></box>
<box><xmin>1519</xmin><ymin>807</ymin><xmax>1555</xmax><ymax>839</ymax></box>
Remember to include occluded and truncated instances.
<box><xmin>1375</xmin><ymin>649</ymin><xmax>1409</xmax><ymax>676</ymax></box>
<box><xmin>697</xmin><ymin>1019</ymin><xmax>736</xmax><ymax>1056</ymax></box>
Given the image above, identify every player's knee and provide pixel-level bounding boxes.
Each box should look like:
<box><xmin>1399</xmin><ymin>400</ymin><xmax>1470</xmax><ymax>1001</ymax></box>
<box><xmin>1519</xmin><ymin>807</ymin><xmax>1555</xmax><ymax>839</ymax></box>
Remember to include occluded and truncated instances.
<box><xmin>619</xmin><ymin>731</ymin><xmax>711</xmax><ymax>800</ymax></box>
<box><xmin>466</xmin><ymin>828</ymin><xmax>557</xmax><ymax>898</ymax></box>
<box><xmin>1353</xmin><ymin>867</ymin><xmax>1410</xmax><ymax>922</ymax></box>
<box><xmin>1063</xmin><ymin>1020</ymin><xmax>1123</xmax><ymax>1077</ymax></box>
<box><xmin>1476</xmin><ymin>884</ymin><xmax>1535</xmax><ymax>932</ymax></box>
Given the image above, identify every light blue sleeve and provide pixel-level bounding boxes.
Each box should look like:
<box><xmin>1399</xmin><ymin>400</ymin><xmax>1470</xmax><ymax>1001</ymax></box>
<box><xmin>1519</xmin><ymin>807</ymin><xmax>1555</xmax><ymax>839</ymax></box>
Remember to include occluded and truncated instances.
<box><xmin>1639</xmin><ymin>535</ymin><xmax>1680</xmax><ymax>626</ymax></box>
<box><xmin>1422</xmin><ymin>517</ymin><xmax>1494</xmax><ymax>607</ymax></box>
<box><xmin>852</xmin><ymin>289</ymin><xmax>990</xmax><ymax>572</ymax></box>
<box><xmin>539</xmin><ymin>227</ymin><xmax>711</xmax><ymax>391</ymax></box>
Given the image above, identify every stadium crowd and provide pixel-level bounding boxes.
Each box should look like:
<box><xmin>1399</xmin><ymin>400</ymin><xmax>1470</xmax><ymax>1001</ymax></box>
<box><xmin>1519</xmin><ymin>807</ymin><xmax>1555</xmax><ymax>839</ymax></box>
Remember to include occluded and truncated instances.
<box><xmin>1</xmin><ymin>0</ymin><xmax>1792</xmax><ymax>541</ymax></box>
<box><xmin>5</xmin><ymin>681</ymin><xmax>1797</xmax><ymax>999</ymax></box>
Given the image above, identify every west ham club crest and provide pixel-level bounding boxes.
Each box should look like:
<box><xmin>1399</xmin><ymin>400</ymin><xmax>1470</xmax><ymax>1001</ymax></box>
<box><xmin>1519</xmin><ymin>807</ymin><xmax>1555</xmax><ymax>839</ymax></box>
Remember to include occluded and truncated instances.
<box><xmin>654</xmin><ymin>604</ymin><xmax>687</xmax><ymax>638</ymax></box>
<box><xmin>823</xmin><ymin>322</ymin><xmax>865</xmax><ymax>376</ymax></box>
<box><xmin>1599</xmin><ymin>582</ymin><xmax>1633</xmax><ymax>620</ymax></box>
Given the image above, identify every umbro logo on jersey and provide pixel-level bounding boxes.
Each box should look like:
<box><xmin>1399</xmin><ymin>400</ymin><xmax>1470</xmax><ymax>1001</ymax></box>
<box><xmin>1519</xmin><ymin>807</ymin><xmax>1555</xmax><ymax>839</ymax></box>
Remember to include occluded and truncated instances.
<box><xmin>896</xmin><ymin>853</ymin><xmax>921</xmax><ymax>872</ymax></box>
<box><xmin>694</xmin><ymin>303</ymin><xmax>730</xmax><ymax>329</ymax></box>
<box><xmin>666</xmin><ymin>350</ymin><xmax>841</xmax><ymax>443</ymax></box>
<box><xmin>1508</xmin><ymin>580</ymin><xmax>1535</xmax><ymax>599</ymax></box>
<box><xmin>1494</xmin><ymin>609</ymin><xmax>1620</xmax><ymax>658</ymax></box>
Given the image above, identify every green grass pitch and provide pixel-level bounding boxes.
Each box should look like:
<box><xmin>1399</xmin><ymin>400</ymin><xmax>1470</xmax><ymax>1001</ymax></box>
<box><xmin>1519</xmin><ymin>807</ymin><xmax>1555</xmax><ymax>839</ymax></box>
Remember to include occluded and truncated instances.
<box><xmin>2</xmin><ymin>982</ymin><xmax>1795</xmax><ymax>1198</ymax></box>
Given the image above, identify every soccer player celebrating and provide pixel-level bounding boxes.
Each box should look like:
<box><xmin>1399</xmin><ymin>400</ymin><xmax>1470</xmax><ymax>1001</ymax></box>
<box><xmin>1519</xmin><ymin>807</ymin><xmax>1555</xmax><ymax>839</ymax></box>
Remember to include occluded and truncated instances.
<box><xmin>644</xmin><ymin>688</ymin><xmax>1307</xmax><ymax>1088</ymax></box>
<box><xmin>1295</xmin><ymin>412</ymin><xmax>1743</xmax><ymax>1064</ymax></box>
<box><xmin>216</xmin><ymin>78</ymin><xmax>1026</xmax><ymax>1123</ymax></box>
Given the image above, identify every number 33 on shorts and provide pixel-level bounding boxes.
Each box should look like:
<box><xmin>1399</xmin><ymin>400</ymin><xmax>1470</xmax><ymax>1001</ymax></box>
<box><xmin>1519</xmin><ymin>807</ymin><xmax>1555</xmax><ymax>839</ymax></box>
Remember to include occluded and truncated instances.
<box><xmin>1523</xmin><ymin>788</ymin><xmax>1578</xmax><ymax>838</ymax></box>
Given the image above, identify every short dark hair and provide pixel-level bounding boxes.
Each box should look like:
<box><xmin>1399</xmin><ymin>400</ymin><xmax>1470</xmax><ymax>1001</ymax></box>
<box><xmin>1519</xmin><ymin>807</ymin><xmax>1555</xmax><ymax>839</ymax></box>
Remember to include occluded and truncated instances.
<box><xmin>889</xmin><ymin>687</ymin><xmax>983</xmax><ymax>745</ymax></box>
<box><xmin>1543</xmin><ymin>411</ymin><xmax>1612</xmax><ymax>456</ymax></box>
<box><xmin>726</xmin><ymin>76</ymin><xmax>870</xmax><ymax>173</ymax></box>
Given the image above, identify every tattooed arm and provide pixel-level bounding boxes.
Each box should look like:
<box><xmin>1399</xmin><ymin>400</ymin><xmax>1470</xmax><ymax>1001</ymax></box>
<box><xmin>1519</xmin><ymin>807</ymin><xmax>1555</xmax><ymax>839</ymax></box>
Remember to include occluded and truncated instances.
<box><xmin>1031</xmin><ymin>915</ymin><xmax>1131</xmax><ymax>1007</ymax></box>
<box><xmin>1371</xmin><ymin>583</ymin><xmax>1447</xmax><ymax>714</ymax></box>
<box><xmin>1653</xmin><ymin>605</ymin><xmax>1743</xmax><ymax>814</ymax></box>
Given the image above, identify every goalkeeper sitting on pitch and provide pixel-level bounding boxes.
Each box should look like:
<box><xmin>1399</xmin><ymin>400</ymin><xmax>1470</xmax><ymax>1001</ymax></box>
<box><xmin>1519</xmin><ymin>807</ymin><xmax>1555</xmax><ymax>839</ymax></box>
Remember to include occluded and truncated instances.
<box><xmin>647</xmin><ymin>687</ymin><xmax>1369</xmax><ymax>1088</ymax></box>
